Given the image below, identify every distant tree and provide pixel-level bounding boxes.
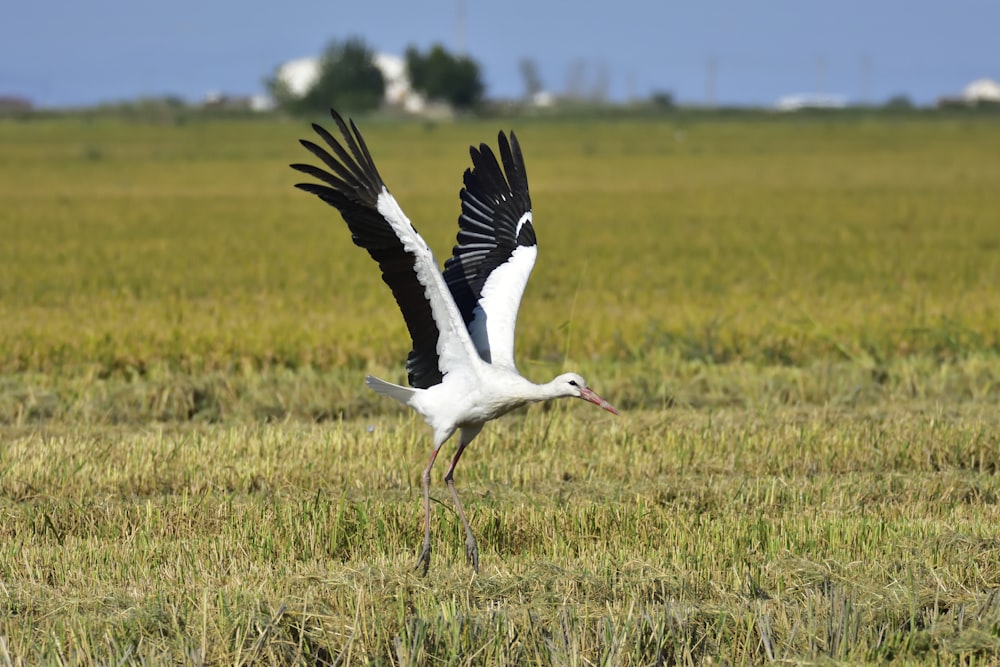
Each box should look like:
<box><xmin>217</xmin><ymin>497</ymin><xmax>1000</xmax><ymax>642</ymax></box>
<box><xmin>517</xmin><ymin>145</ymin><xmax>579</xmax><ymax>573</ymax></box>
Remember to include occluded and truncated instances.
<box><xmin>518</xmin><ymin>58</ymin><xmax>544</xmax><ymax>102</ymax></box>
<box><xmin>269</xmin><ymin>37</ymin><xmax>385</xmax><ymax>114</ymax></box>
<box><xmin>405</xmin><ymin>44</ymin><xmax>484</xmax><ymax>109</ymax></box>
<box><xmin>590</xmin><ymin>62</ymin><xmax>610</xmax><ymax>103</ymax></box>
<box><xmin>564</xmin><ymin>60</ymin><xmax>588</xmax><ymax>101</ymax></box>
<box><xmin>563</xmin><ymin>60</ymin><xmax>611</xmax><ymax>104</ymax></box>
<box><xmin>649</xmin><ymin>90</ymin><xmax>675</xmax><ymax>109</ymax></box>
<box><xmin>883</xmin><ymin>94</ymin><xmax>914</xmax><ymax>110</ymax></box>
<box><xmin>264</xmin><ymin>72</ymin><xmax>298</xmax><ymax>111</ymax></box>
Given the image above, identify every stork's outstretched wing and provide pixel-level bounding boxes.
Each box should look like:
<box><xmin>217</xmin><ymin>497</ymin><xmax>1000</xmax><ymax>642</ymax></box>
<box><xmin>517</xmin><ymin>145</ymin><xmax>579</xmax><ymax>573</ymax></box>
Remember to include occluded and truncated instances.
<box><xmin>442</xmin><ymin>132</ymin><xmax>537</xmax><ymax>370</ymax></box>
<box><xmin>291</xmin><ymin>110</ymin><xmax>479</xmax><ymax>388</ymax></box>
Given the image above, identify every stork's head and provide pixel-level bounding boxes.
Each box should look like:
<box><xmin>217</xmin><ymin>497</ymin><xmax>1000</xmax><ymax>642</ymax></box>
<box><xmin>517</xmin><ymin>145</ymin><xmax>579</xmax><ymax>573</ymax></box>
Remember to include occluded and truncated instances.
<box><xmin>554</xmin><ymin>372</ymin><xmax>620</xmax><ymax>415</ymax></box>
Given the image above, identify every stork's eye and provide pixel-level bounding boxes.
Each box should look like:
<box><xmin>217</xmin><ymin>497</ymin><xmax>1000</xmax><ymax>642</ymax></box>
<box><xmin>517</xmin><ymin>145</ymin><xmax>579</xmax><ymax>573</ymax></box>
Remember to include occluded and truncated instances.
<box><xmin>568</xmin><ymin>380</ymin><xmax>579</xmax><ymax>387</ymax></box>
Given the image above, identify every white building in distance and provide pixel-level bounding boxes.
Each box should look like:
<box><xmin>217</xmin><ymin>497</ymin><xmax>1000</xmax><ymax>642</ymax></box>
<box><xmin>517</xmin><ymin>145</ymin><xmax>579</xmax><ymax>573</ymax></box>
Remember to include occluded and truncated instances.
<box><xmin>775</xmin><ymin>93</ymin><xmax>848</xmax><ymax>111</ymax></box>
<box><xmin>275</xmin><ymin>53</ymin><xmax>426</xmax><ymax>112</ymax></box>
<box><xmin>961</xmin><ymin>78</ymin><xmax>1000</xmax><ymax>104</ymax></box>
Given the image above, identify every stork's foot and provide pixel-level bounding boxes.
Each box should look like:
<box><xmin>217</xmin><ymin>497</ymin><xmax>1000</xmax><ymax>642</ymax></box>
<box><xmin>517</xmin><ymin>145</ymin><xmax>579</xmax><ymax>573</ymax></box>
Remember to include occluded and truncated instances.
<box><xmin>465</xmin><ymin>535</ymin><xmax>479</xmax><ymax>573</ymax></box>
<box><xmin>415</xmin><ymin>541</ymin><xmax>431</xmax><ymax>577</ymax></box>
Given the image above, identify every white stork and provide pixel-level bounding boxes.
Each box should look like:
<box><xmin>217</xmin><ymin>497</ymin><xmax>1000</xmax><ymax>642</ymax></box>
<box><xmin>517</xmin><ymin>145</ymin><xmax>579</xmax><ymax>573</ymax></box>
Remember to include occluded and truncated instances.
<box><xmin>291</xmin><ymin>109</ymin><xmax>619</xmax><ymax>575</ymax></box>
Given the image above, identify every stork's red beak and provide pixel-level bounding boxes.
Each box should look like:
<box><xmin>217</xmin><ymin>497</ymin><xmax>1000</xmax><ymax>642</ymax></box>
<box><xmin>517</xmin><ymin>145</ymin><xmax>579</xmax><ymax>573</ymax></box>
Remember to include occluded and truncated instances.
<box><xmin>579</xmin><ymin>387</ymin><xmax>620</xmax><ymax>415</ymax></box>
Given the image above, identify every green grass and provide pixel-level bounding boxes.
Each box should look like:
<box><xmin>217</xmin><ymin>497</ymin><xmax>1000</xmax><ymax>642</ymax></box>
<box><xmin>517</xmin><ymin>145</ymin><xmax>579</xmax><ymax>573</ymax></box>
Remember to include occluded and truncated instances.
<box><xmin>2</xmin><ymin>113</ymin><xmax>1000</xmax><ymax>663</ymax></box>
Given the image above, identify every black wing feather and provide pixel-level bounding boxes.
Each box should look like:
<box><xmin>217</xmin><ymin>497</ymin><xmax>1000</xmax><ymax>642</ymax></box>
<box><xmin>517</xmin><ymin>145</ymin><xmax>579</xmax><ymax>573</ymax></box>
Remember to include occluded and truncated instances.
<box><xmin>290</xmin><ymin>109</ymin><xmax>444</xmax><ymax>389</ymax></box>
<box><xmin>442</xmin><ymin>131</ymin><xmax>535</xmax><ymax>327</ymax></box>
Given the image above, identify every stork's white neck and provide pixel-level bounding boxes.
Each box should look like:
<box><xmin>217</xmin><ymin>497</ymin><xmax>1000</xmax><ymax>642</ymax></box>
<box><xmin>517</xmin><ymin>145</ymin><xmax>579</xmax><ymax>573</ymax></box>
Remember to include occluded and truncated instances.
<box><xmin>478</xmin><ymin>372</ymin><xmax>573</xmax><ymax>409</ymax></box>
<box><xmin>513</xmin><ymin>374</ymin><xmax>581</xmax><ymax>404</ymax></box>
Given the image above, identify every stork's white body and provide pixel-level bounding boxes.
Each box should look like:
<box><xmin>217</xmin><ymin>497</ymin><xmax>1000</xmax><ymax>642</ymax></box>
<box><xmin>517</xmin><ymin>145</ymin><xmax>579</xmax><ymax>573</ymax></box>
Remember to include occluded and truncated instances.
<box><xmin>373</xmin><ymin>364</ymin><xmax>557</xmax><ymax>438</ymax></box>
<box><xmin>292</xmin><ymin>111</ymin><xmax>618</xmax><ymax>575</ymax></box>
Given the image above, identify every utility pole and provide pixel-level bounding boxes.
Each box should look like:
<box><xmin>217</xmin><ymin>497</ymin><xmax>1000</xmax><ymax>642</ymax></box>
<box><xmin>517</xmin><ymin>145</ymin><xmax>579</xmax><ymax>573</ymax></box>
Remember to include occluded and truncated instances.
<box><xmin>706</xmin><ymin>55</ymin><xmax>717</xmax><ymax>107</ymax></box>
<box><xmin>861</xmin><ymin>54</ymin><xmax>872</xmax><ymax>105</ymax></box>
<box><xmin>456</xmin><ymin>0</ymin><xmax>466</xmax><ymax>56</ymax></box>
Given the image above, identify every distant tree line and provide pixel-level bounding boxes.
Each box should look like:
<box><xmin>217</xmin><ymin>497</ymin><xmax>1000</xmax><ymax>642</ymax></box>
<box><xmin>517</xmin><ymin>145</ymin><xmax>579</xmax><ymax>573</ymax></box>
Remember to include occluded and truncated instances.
<box><xmin>267</xmin><ymin>37</ymin><xmax>484</xmax><ymax>115</ymax></box>
<box><xmin>265</xmin><ymin>36</ymin><xmax>961</xmax><ymax>117</ymax></box>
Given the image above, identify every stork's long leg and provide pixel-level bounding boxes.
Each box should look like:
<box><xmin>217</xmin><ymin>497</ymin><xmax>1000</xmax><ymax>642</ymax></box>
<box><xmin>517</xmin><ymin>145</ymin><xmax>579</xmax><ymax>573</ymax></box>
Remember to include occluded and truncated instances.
<box><xmin>444</xmin><ymin>425</ymin><xmax>484</xmax><ymax>572</ymax></box>
<box><xmin>415</xmin><ymin>446</ymin><xmax>441</xmax><ymax>576</ymax></box>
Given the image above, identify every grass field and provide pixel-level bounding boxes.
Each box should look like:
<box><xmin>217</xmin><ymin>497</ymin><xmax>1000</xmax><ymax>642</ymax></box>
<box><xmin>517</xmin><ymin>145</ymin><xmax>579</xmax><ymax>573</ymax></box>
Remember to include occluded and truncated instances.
<box><xmin>2</xmin><ymin>112</ymin><xmax>1000</xmax><ymax>663</ymax></box>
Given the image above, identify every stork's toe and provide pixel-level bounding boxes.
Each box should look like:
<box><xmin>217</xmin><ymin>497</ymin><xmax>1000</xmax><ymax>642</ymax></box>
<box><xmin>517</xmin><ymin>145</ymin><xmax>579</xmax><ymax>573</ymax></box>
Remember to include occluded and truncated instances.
<box><xmin>415</xmin><ymin>543</ymin><xmax>432</xmax><ymax>577</ymax></box>
<box><xmin>466</xmin><ymin>537</ymin><xmax>479</xmax><ymax>573</ymax></box>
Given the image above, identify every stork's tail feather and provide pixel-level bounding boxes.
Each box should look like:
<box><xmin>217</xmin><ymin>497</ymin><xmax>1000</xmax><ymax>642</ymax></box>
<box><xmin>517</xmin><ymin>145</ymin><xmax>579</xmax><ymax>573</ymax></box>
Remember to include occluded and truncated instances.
<box><xmin>365</xmin><ymin>375</ymin><xmax>417</xmax><ymax>406</ymax></box>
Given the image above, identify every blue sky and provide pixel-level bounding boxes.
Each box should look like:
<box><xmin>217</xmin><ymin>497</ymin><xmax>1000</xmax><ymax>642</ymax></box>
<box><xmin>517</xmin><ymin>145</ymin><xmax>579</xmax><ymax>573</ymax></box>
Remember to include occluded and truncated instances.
<box><xmin>2</xmin><ymin>1</ymin><xmax>997</xmax><ymax>108</ymax></box>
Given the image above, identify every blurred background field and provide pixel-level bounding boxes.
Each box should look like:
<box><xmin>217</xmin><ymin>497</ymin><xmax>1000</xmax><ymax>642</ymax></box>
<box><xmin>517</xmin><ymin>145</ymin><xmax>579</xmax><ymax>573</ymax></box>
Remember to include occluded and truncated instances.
<box><xmin>2</xmin><ymin>114</ymin><xmax>999</xmax><ymax>421</ymax></box>
<box><xmin>2</xmin><ymin>113</ymin><xmax>1000</xmax><ymax>663</ymax></box>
